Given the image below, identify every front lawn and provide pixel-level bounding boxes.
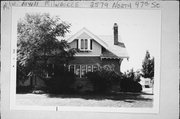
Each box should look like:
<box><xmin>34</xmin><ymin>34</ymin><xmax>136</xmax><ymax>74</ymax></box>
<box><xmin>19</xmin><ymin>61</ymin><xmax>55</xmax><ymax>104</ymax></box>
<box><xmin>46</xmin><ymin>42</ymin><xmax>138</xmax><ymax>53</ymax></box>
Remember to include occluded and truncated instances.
<box><xmin>16</xmin><ymin>93</ymin><xmax>153</xmax><ymax>107</ymax></box>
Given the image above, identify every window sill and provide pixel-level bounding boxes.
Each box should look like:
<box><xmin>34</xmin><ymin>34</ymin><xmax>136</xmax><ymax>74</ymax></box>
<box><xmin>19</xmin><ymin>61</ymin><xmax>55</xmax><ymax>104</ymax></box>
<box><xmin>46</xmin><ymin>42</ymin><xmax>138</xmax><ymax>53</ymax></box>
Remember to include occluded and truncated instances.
<box><xmin>79</xmin><ymin>49</ymin><xmax>92</xmax><ymax>52</ymax></box>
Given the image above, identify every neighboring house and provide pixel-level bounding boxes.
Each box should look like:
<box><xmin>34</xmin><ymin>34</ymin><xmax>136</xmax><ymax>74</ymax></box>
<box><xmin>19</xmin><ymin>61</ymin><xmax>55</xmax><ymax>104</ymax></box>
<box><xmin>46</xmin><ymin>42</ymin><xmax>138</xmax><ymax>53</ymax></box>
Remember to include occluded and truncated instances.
<box><xmin>140</xmin><ymin>77</ymin><xmax>153</xmax><ymax>88</ymax></box>
<box><xmin>18</xmin><ymin>23</ymin><xmax>129</xmax><ymax>91</ymax></box>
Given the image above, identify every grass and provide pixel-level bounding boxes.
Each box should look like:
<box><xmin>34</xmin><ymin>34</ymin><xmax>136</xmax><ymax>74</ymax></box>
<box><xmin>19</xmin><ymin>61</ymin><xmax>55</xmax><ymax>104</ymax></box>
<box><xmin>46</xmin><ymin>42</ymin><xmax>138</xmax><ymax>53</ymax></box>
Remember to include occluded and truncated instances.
<box><xmin>16</xmin><ymin>93</ymin><xmax>153</xmax><ymax>107</ymax></box>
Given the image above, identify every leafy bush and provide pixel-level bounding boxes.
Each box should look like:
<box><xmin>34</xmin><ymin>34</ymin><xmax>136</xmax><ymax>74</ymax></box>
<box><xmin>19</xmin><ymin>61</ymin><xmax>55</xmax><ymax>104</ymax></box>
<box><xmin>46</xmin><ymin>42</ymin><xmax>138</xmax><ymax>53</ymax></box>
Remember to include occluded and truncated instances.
<box><xmin>120</xmin><ymin>70</ymin><xmax>142</xmax><ymax>92</ymax></box>
<box><xmin>16</xmin><ymin>86</ymin><xmax>32</xmax><ymax>94</ymax></box>
<box><xmin>120</xmin><ymin>79</ymin><xmax>142</xmax><ymax>92</ymax></box>
<box><xmin>86</xmin><ymin>70</ymin><xmax>121</xmax><ymax>94</ymax></box>
<box><xmin>123</xmin><ymin>69</ymin><xmax>141</xmax><ymax>82</ymax></box>
<box><xmin>45</xmin><ymin>67</ymin><xmax>76</xmax><ymax>94</ymax></box>
<box><xmin>86</xmin><ymin>69</ymin><xmax>142</xmax><ymax>93</ymax></box>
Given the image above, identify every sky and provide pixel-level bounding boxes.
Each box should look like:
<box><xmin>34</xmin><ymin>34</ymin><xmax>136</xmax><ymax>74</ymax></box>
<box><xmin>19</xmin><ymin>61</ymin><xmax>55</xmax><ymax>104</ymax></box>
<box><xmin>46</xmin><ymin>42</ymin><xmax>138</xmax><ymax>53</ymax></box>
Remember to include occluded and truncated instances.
<box><xmin>14</xmin><ymin>7</ymin><xmax>161</xmax><ymax>72</ymax></box>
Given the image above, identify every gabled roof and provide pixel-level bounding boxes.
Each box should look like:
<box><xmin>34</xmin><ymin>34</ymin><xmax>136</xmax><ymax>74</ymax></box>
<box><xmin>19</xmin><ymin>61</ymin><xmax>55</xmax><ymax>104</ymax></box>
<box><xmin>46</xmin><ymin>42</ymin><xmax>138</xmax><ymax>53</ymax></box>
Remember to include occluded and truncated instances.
<box><xmin>66</xmin><ymin>27</ymin><xmax>108</xmax><ymax>48</ymax></box>
<box><xmin>101</xmin><ymin>49</ymin><xmax>119</xmax><ymax>59</ymax></box>
<box><xmin>98</xmin><ymin>35</ymin><xmax>129</xmax><ymax>58</ymax></box>
<box><xmin>65</xmin><ymin>28</ymin><xmax>129</xmax><ymax>59</ymax></box>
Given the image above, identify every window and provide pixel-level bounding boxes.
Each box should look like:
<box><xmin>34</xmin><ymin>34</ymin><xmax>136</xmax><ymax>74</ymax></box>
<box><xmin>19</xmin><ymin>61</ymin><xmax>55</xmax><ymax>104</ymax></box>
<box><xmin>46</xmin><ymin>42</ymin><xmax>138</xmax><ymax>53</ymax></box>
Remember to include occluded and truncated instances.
<box><xmin>68</xmin><ymin>64</ymin><xmax>99</xmax><ymax>78</ymax></box>
<box><xmin>80</xmin><ymin>39</ymin><xmax>88</xmax><ymax>50</ymax></box>
<box><xmin>81</xmin><ymin>39</ymin><xmax>84</xmax><ymax>49</ymax></box>
<box><xmin>81</xmin><ymin>65</ymin><xmax>86</xmax><ymax>77</ymax></box>
<box><xmin>69</xmin><ymin>65</ymin><xmax>75</xmax><ymax>73</ymax></box>
<box><xmin>87</xmin><ymin>65</ymin><xmax>92</xmax><ymax>72</ymax></box>
<box><xmin>75</xmin><ymin>65</ymin><xmax>80</xmax><ymax>77</ymax></box>
<box><xmin>85</xmin><ymin>39</ymin><xmax>88</xmax><ymax>49</ymax></box>
<box><xmin>79</xmin><ymin>39</ymin><xmax>90</xmax><ymax>51</ymax></box>
<box><xmin>93</xmin><ymin>65</ymin><xmax>98</xmax><ymax>72</ymax></box>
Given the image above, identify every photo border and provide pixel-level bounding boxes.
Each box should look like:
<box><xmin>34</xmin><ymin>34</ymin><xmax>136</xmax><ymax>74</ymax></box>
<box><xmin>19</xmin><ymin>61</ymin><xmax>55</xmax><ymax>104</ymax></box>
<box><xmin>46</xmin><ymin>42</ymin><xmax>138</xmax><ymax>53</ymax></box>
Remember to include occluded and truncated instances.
<box><xmin>9</xmin><ymin>4</ymin><xmax>161</xmax><ymax>113</ymax></box>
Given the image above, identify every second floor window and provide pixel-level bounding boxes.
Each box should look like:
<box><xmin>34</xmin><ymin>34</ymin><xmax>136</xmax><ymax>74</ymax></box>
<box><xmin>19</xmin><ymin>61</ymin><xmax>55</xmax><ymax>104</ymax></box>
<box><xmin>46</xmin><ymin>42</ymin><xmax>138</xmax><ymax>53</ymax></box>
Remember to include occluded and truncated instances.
<box><xmin>81</xmin><ymin>39</ymin><xmax>88</xmax><ymax>50</ymax></box>
<box><xmin>76</xmin><ymin>39</ymin><xmax>93</xmax><ymax>51</ymax></box>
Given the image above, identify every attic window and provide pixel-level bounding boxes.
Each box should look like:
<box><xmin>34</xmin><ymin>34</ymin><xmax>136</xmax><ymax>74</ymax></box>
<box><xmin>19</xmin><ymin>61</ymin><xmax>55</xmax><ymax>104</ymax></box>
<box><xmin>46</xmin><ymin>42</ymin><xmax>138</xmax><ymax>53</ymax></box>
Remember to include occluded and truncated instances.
<box><xmin>78</xmin><ymin>39</ymin><xmax>92</xmax><ymax>51</ymax></box>
<box><xmin>81</xmin><ymin>39</ymin><xmax>88</xmax><ymax>50</ymax></box>
<box><xmin>85</xmin><ymin>39</ymin><xmax>88</xmax><ymax>49</ymax></box>
<box><xmin>81</xmin><ymin>39</ymin><xmax>84</xmax><ymax>49</ymax></box>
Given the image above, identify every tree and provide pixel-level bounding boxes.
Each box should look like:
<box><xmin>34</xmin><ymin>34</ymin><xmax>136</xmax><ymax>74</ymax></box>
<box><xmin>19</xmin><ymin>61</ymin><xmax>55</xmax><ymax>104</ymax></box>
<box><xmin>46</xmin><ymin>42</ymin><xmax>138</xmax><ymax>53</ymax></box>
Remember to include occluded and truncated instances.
<box><xmin>17</xmin><ymin>13</ymin><xmax>77</xmax><ymax>88</ymax></box>
<box><xmin>141</xmin><ymin>51</ymin><xmax>154</xmax><ymax>80</ymax></box>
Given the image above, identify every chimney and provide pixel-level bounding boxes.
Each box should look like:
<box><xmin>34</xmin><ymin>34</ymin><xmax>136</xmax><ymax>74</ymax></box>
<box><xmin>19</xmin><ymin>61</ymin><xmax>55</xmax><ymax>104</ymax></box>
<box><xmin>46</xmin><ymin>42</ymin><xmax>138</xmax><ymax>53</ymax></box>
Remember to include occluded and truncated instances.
<box><xmin>113</xmin><ymin>23</ymin><xmax>118</xmax><ymax>45</ymax></box>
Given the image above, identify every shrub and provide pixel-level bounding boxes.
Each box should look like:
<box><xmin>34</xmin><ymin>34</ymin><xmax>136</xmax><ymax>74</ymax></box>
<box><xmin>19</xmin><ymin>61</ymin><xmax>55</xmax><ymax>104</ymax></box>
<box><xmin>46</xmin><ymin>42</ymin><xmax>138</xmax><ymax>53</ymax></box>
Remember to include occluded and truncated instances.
<box><xmin>120</xmin><ymin>70</ymin><xmax>142</xmax><ymax>92</ymax></box>
<box><xmin>120</xmin><ymin>79</ymin><xmax>142</xmax><ymax>92</ymax></box>
<box><xmin>45</xmin><ymin>67</ymin><xmax>76</xmax><ymax>94</ymax></box>
<box><xmin>86</xmin><ymin>68</ymin><xmax>142</xmax><ymax>93</ymax></box>
<box><xmin>86</xmin><ymin>70</ymin><xmax>121</xmax><ymax>94</ymax></box>
<box><xmin>123</xmin><ymin>69</ymin><xmax>141</xmax><ymax>82</ymax></box>
<box><xmin>16</xmin><ymin>86</ymin><xmax>32</xmax><ymax>94</ymax></box>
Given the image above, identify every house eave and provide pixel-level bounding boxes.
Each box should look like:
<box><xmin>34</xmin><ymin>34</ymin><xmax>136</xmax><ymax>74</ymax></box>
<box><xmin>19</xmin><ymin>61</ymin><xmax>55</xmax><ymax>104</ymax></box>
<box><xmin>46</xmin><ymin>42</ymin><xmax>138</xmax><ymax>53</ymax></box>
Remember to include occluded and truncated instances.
<box><xmin>100</xmin><ymin>56</ymin><xmax>129</xmax><ymax>60</ymax></box>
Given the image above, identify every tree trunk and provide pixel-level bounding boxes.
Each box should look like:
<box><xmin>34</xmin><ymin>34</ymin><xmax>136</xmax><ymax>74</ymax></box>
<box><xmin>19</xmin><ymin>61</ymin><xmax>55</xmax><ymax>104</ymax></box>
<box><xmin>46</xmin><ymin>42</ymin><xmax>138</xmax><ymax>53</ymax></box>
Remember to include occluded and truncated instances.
<box><xmin>30</xmin><ymin>75</ymin><xmax>33</xmax><ymax>89</ymax></box>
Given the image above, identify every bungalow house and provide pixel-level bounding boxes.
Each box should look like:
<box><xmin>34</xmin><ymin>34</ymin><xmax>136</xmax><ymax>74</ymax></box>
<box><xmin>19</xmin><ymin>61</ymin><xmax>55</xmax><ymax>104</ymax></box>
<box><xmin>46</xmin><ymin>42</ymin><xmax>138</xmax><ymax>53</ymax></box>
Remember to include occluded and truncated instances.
<box><xmin>66</xmin><ymin>23</ymin><xmax>129</xmax><ymax>78</ymax></box>
<box><xmin>17</xmin><ymin>23</ymin><xmax>129</xmax><ymax>92</ymax></box>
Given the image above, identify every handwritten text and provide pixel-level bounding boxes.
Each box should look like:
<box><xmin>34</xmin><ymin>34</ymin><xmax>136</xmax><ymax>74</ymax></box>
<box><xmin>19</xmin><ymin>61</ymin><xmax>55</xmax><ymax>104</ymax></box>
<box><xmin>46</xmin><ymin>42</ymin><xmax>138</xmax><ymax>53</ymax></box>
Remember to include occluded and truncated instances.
<box><xmin>1</xmin><ymin>1</ymin><xmax>160</xmax><ymax>11</ymax></box>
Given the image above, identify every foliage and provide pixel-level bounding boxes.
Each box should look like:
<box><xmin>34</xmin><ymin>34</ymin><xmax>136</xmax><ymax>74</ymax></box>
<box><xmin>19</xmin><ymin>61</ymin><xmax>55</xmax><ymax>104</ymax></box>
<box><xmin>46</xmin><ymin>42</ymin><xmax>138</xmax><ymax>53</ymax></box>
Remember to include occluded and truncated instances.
<box><xmin>141</xmin><ymin>51</ymin><xmax>154</xmax><ymax>80</ymax></box>
<box><xmin>120</xmin><ymin>71</ymin><xmax>142</xmax><ymax>92</ymax></box>
<box><xmin>86</xmin><ymin>70</ymin><xmax>121</xmax><ymax>94</ymax></box>
<box><xmin>45</xmin><ymin>66</ymin><xmax>76</xmax><ymax>94</ymax></box>
<box><xmin>86</xmin><ymin>68</ymin><xmax>142</xmax><ymax>93</ymax></box>
<box><xmin>17</xmin><ymin>63</ymin><xmax>29</xmax><ymax>83</ymax></box>
<box><xmin>123</xmin><ymin>69</ymin><xmax>141</xmax><ymax>82</ymax></box>
<box><xmin>120</xmin><ymin>79</ymin><xmax>142</xmax><ymax>92</ymax></box>
<box><xmin>16</xmin><ymin>86</ymin><xmax>32</xmax><ymax>94</ymax></box>
<box><xmin>17</xmin><ymin>13</ymin><xmax>77</xmax><ymax>88</ymax></box>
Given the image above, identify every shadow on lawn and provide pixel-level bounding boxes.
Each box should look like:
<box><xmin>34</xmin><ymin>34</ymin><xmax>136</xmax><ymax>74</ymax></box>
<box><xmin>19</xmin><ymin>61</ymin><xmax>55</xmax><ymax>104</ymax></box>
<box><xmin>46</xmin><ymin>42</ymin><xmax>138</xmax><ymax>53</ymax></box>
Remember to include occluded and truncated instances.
<box><xmin>47</xmin><ymin>93</ymin><xmax>152</xmax><ymax>102</ymax></box>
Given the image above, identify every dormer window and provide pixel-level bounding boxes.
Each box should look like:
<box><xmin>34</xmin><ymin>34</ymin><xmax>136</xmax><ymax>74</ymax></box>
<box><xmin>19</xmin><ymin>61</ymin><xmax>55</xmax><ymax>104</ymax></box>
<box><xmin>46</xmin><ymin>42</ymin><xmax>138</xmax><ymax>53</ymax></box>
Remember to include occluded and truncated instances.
<box><xmin>81</xmin><ymin>39</ymin><xmax>88</xmax><ymax>50</ymax></box>
<box><xmin>77</xmin><ymin>39</ymin><xmax>93</xmax><ymax>51</ymax></box>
